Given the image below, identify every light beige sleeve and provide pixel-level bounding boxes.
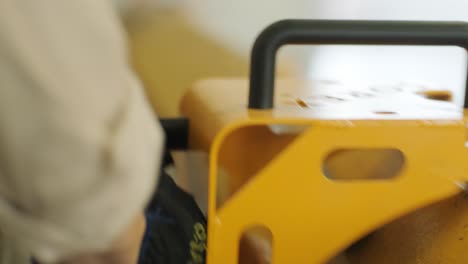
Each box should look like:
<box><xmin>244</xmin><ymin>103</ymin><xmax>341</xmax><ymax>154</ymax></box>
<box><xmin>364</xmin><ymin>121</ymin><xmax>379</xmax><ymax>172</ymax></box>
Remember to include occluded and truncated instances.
<box><xmin>0</xmin><ymin>0</ymin><xmax>164</xmax><ymax>262</ymax></box>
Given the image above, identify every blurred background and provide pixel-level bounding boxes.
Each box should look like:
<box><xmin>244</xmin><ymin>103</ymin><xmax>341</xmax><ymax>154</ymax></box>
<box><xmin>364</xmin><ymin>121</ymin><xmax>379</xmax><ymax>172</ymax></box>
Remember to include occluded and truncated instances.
<box><xmin>117</xmin><ymin>0</ymin><xmax>468</xmax><ymax>117</ymax></box>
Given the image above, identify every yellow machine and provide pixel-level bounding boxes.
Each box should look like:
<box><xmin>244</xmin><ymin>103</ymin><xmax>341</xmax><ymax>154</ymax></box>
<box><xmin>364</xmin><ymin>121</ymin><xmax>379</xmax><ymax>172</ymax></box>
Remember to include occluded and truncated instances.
<box><xmin>180</xmin><ymin>20</ymin><xmax>468</xmax><ymax>263</ymax></box>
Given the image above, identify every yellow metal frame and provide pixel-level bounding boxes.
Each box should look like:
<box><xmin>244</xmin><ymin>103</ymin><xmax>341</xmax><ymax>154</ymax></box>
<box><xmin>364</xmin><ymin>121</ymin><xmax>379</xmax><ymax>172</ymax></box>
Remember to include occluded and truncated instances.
<box><xmin>181</xmin><ymin>79</ymin><xmax>468</xmax><ymax>263</ymax></box>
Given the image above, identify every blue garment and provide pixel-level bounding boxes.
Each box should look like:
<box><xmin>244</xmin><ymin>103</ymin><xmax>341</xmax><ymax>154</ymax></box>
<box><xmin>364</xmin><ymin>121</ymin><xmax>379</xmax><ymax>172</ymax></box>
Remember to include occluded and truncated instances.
<box><xmin>138</xmin><ymin>171</ymin><xmax>207</xmax><ymax>264</ymax></box>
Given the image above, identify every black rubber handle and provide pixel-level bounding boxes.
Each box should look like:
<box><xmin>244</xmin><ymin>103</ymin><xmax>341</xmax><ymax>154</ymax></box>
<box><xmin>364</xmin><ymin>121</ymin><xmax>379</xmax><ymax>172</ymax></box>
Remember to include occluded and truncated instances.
<box><xmin>248</xmin><ymin>19</ymin><xmax>468</xmax><ymax>109</ymax></box>
<box><xmin>160</xmin><ymin>118</ymin><xmax>189</xmax><ymax>150</ymax></box>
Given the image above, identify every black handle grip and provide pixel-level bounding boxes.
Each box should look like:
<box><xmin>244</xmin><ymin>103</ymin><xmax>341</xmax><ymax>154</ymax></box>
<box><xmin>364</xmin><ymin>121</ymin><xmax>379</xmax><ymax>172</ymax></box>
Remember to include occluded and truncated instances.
<box><xmin>248</xmin><ymin>19</ymin><xmax>468</xmax><ymax>109</ymax></box>
<box><xmin>160</xmin><ymin>118</ymin><xmax>189</xmax><ymax>150</ymax></box>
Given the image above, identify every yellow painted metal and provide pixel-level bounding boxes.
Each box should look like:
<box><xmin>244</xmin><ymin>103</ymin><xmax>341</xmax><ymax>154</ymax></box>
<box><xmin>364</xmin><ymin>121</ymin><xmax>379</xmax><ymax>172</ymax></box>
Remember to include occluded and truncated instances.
<box><xmin>180</xmin><ymin>79</ymin><xmax>468</xmax><ymax>263</ymax></box>
<box><xmin>343</xmin><ymin>192</ymin><xmax>468</xmax><ymax>263</ymax></box>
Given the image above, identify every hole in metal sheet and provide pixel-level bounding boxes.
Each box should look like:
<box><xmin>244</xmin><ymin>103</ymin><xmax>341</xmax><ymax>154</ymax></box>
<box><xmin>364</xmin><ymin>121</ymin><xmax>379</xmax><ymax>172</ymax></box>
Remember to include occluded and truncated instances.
<box><xmin>418</xmin><ymin>90</ymin><xmax>453</xmax><ymax>102</ymax></box>
<box><xmin>296</xmin><ymin>98</ymin><xmax>308</xmax><ymax>108</ymax></box>
<box><xmin>324</xmin><ymin>95</ymin><xmax>346</xmax><ymax>102</ymax></box>
<box><xmin>323</xmin><ymin>148</ymin><xmax>405</xmax><ymax>180</ymax></box>
<box><xmin>239</xmin><ymin>225</ymin><xmax>273</xmax><ymax>264</ymax></box>
<box><xmin>374</xmin><ymin>111</ymin><xmax>397</xmax><ymax>115</ymax></box>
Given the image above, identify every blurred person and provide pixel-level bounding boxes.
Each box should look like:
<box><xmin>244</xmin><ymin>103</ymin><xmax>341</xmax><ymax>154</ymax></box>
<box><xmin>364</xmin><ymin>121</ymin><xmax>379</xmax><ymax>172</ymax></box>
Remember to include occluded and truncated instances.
<box><xmin>0</xmin><ymin>0</ymin><xmax>166</xmax><ymax>263</ymax></box>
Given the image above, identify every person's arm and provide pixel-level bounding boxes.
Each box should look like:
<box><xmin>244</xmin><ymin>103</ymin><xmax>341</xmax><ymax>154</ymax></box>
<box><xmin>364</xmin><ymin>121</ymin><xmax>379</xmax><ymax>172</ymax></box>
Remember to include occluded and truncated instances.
<box><xmin>0</xmin><ymin>0</ymin><xmax>163</xmax><ymax>262</ymax></box>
